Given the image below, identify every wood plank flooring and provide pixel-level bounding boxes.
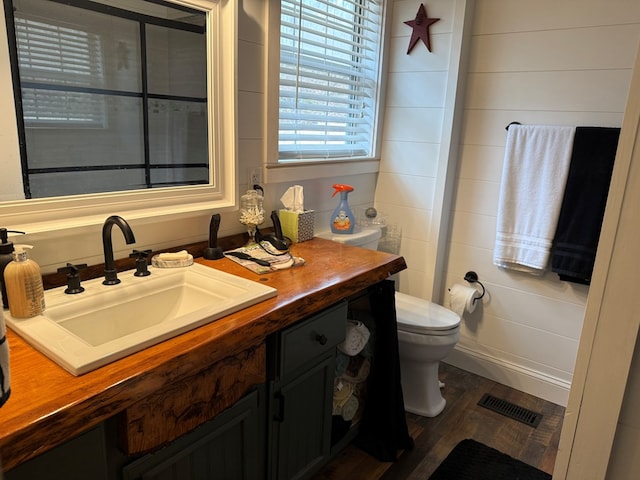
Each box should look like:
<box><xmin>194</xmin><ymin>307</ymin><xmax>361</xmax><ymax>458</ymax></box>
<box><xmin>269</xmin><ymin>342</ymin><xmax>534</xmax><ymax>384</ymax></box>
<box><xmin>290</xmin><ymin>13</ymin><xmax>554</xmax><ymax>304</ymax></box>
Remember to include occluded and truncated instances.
<box><xmin>313</xmin><ymin>362</ymin><xmax>565</xmax><ymax>480</ymax></box>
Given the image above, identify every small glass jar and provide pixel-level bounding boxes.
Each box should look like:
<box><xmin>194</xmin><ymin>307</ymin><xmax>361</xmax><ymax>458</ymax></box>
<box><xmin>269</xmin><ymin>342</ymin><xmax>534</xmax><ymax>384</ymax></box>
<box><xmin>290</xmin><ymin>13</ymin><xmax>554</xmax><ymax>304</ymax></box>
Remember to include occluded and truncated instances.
<box><xmin>239</xmin><ymin>189</ymin><xmax>264</xmax><ymax>243</ymax></box>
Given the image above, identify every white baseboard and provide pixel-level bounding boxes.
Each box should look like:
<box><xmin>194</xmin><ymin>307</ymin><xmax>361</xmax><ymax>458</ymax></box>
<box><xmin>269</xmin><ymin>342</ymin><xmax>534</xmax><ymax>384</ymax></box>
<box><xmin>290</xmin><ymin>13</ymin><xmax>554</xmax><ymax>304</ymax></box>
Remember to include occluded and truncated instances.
<box><xmin>443</xmin><ymin>344</ymin><xmax>571</xmax><ymax>407</ymax></box>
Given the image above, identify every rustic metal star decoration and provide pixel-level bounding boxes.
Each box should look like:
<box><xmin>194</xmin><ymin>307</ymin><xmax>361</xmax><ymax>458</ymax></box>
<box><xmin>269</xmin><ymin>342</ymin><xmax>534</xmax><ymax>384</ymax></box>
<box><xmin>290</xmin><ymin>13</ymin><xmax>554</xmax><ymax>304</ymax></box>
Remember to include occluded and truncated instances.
<box><xmin>404</xmin><ymin>3</ymin><xmax>440</xmax><ymax>54</ymax></box>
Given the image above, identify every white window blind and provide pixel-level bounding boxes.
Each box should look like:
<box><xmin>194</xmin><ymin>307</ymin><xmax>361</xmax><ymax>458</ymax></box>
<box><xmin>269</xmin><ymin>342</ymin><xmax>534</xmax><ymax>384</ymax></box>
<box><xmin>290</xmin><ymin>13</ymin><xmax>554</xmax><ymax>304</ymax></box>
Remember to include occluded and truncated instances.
<box><xmin>279</xmin><ymin>0</ymin><xmax>383</xmax><ymax>161</ymax></box>
<box><xmin>15</xmin><ymin>16</ymin><xmax>105</xmax><ymax>126</ymax></box>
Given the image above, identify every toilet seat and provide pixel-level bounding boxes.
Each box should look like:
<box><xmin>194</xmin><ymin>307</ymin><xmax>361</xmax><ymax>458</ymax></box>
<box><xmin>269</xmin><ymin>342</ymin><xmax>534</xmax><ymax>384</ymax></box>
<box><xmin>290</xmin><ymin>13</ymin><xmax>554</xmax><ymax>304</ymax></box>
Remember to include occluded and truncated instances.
<box><xmin>395</xmin><ymin>292</ymin><xmax>460</xmax><ymax>335</ymax></box>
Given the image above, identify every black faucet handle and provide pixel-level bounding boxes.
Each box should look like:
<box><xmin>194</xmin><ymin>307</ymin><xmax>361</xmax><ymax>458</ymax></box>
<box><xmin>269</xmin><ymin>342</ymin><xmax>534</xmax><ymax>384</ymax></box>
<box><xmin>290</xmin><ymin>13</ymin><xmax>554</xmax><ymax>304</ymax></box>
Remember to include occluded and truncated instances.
<box><xmin>129</xmin><ymin>249</ymin><xmax>152</xmax><ymax>259</ymax></box>
<box><xmin>130</xmin><ymin>249</ymin><xmax>152</xmax><ymax>277</ymax></box>
<box><xmin>57</xmin><ymin>263</ymin><xmax>88</xmax><ymax>294</ymax></box>
<box><xmin>56</xmin><ymin>262</ymin><xmax>88</xmax><ymax>275</ymax></box>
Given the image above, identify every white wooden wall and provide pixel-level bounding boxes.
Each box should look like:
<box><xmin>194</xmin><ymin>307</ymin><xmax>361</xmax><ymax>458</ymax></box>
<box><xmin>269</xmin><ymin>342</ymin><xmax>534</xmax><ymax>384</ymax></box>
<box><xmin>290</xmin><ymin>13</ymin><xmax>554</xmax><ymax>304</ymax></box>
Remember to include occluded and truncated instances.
<box><xmin>377</xmin><ymin>0</ymin><xmax>640</xmax><ymax>405</ymax></box>
<box><xmin>376</xmin><ymin>0</ymin><xmax>464</xmax><ymax>299</ymax></box>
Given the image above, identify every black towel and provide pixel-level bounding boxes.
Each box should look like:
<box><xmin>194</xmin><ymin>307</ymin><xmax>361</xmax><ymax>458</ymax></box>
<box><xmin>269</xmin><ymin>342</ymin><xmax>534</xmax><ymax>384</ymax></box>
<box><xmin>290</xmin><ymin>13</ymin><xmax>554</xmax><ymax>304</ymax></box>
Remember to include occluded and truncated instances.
<box><xmin>354</xmin><ymin>280</ymin><xmax>414</xmax><ymax>461</ymax></box>
<box><xmin>551</xmin><ymin>126</ymin><xmax>620</xmax><ymax>284</ymax></box>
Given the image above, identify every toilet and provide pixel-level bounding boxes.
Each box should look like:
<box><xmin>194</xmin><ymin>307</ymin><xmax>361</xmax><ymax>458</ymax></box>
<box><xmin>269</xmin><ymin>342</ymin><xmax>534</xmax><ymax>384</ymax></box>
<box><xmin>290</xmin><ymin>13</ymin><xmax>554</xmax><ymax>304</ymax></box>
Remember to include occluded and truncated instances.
<box><xmin>319</xmin><ymin>227</ymin><xmax>461</xmax><ymax>417</ymax></box>
<box><xmin>393</xmin><ymin>292</ymin><xmax>460</xmax><ymax>417</ymax></box>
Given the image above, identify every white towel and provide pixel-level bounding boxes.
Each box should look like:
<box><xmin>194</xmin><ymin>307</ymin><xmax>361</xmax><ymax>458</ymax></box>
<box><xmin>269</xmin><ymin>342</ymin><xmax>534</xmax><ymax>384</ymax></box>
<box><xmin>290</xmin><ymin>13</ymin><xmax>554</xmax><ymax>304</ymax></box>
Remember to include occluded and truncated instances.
<box><xmin>493</xmin><ymin>124</ymin><xmax>576</xmax><ymax>274</ymax></box>
<box><xmin>1</xmin><ymin>309</ymin><xmax>10</xmax><ymax>408</ymax></box>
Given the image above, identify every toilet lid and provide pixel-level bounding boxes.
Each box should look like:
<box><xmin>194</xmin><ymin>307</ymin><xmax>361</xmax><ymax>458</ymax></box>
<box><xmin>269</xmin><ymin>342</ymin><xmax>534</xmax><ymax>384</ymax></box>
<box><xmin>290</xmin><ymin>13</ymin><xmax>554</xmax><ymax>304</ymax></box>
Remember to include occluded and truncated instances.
<box><xmin>318</xmin><ymin>227</ymin><xmax>382</xmax><ymax>245</ymax></box>
<box><xmin>395</xmin><ymin>292</ymin><xmax>460</xmax><ymax>334</ymax></box>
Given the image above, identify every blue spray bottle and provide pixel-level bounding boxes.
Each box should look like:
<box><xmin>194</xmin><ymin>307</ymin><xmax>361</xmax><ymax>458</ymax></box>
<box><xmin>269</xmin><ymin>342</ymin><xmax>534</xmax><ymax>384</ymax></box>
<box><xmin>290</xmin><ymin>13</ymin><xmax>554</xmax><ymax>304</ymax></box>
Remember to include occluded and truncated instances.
<box><xmin>330</xmin><ymin>184</ymin><xmax>355</xmax><ymax>234</ymax></box>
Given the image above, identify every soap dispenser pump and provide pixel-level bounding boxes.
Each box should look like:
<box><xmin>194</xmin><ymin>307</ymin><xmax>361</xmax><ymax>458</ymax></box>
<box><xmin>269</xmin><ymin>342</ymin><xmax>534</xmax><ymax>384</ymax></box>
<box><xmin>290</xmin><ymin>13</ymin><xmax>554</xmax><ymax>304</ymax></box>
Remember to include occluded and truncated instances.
<box><xmin>330</xmin><ymin>184</ymin><xmax>355</xmax><ymax>234</ymax></box>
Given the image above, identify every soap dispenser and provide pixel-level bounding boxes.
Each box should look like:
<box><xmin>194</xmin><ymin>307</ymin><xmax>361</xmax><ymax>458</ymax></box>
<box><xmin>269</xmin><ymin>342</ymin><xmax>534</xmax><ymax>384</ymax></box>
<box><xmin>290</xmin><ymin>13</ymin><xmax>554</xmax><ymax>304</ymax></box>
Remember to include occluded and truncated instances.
<box><xmin>0</xmin><ymin>228</ymin><xmax>25</xmax><ymax>309</ymax></box>
<box><xmin>4</xmin><ymin>245</ymin><xmax>45</xmax><ymax>318</ymax></box>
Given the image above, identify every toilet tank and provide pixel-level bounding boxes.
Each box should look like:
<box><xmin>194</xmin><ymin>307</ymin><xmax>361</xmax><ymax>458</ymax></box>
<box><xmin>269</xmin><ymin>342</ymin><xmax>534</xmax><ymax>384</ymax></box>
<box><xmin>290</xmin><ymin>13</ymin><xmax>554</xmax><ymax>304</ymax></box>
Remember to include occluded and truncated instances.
<box><xmin>317</xmin><ymin>227</ymin><xmax>382</xmax><ymax>250</ymax></box>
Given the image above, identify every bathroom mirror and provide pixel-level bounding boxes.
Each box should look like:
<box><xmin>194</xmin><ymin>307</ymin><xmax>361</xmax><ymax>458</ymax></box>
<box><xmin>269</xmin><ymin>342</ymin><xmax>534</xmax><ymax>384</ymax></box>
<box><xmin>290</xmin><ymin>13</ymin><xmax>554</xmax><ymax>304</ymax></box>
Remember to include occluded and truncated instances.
<box><xmin>0</xmin><ymin>0</ymin><xmax>236</xmax><ymax>231</ymax></box>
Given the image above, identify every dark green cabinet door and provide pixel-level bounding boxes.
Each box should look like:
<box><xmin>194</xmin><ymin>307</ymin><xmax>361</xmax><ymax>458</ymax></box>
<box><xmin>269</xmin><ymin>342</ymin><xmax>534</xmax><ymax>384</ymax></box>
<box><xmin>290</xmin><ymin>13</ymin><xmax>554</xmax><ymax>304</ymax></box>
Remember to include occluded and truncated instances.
<box><xmin>267</xmin><ymin>301</ymin><xmax>347</xmax><ymax>480</ymax></box>
<box><xmin>270</xmin><ymin>353</ymin><xmax>335</xmax><ymax>480</ymax></box>
<box><xmin>5</xmin><ymin>425</ymin><xmax>109</xmax><ymax>480</ymax></box>
<box><xmin>123</xmin><ymin>387</ymin><xmax>264</xmax><ymax>480</ymax></box>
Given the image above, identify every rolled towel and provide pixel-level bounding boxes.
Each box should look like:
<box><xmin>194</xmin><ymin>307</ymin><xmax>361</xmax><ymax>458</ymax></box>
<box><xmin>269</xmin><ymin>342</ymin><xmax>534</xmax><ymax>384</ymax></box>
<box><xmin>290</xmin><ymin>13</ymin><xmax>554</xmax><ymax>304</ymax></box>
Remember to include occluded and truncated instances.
<box><xmin>335</xmin><ymin>351</ymin><xmax>350</xmax><ymax>377</ymax></box>
<box><xmin>342</xmin><ymin>356</ymin><xmax>371</xmax><ymax>384</ymax></box>
<box><xmin>338</xmin><ymin>320</ymin><xmax>370</xmax><ymax>356</ymax></box>
<box><xmin>341</xmin><ymin>395</ymin><xmax>359</xmax><ymax>422</ymax></box>
<box><xmin>333</xmin><ymin>379</ymin><xmax>355</xmax><ymax>409</ymax></box>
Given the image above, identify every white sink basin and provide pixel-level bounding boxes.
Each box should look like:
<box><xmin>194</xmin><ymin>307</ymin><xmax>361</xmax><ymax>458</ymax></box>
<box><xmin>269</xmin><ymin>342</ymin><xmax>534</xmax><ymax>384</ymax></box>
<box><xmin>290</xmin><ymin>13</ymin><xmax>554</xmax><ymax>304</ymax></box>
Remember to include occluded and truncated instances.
<box><xmin>5</xmin><ymin>263</ymin><xmax>277</xmax><ymax>375</ymax></box>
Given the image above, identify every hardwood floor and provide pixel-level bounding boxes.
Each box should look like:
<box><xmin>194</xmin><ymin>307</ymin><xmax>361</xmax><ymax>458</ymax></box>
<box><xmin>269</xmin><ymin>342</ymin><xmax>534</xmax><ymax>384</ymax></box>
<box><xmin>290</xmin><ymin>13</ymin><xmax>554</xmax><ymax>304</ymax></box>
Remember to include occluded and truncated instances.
<box><xmin>313</xmin><ymin>362</ymin><xmax>565</xmax><ymax>480</ymax></box>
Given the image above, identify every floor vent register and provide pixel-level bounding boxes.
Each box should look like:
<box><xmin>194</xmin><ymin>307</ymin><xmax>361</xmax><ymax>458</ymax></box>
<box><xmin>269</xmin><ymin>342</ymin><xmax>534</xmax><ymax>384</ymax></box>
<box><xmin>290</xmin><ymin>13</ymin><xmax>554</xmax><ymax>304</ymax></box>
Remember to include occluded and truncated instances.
<box><xmin>477</xmin><ymin>393</ymin><xmax>543</xmax><ymax>428</ymax></box>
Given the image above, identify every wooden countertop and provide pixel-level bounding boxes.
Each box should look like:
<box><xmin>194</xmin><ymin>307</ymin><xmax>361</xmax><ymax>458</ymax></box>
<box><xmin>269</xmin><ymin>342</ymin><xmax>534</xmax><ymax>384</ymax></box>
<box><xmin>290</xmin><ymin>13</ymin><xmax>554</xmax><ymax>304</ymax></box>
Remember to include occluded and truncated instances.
<box><xmin>0</xmin><ymin>238</ymin><xmax>406</xmax><ymax>471</ymax></box>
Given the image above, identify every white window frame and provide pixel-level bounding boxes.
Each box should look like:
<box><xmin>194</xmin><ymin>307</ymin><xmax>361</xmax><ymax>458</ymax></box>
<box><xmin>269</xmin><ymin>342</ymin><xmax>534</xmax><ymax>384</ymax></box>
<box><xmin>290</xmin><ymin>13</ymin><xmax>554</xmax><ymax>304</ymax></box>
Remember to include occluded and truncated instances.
<box><xmin>0</xmin><ymin>0</ymin><xmax>237</xmax><ymax>235</ymax></box>
<box><xmin>264</xmin><ymin>0</ymin><xmax>388</xmax><ymax>183</ymax></box>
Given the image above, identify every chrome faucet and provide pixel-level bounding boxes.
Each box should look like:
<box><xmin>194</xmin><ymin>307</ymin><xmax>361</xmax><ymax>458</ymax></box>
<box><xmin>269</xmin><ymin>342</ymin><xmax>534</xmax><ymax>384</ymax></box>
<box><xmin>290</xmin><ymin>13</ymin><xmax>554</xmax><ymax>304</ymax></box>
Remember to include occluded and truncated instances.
<box><xmin>102</xmin><ymin>215</ymin><xmax>136</xmax><ymax>285</ymax></box>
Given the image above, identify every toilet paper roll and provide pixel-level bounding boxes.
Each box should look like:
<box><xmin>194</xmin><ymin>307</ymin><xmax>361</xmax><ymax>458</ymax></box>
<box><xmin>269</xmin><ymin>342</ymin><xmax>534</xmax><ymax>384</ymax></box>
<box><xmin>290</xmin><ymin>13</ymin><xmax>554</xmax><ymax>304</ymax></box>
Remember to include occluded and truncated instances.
<box><xmin>449</xmin><ymin>283</ymin><xmax>479</xmax><ymax>316</ymax></box>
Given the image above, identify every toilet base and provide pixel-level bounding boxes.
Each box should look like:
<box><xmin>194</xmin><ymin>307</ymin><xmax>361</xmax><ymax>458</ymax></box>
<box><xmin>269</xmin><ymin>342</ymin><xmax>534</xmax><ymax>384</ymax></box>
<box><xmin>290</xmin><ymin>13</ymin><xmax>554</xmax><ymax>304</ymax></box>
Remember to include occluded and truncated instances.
<box><xmin>400</xmin><ymin>361</ymin><xmax>447</xmax><ymax>417</ymax></box>
<box><xmin>404</xmin><ymin>398</ymin><xmax>446</xmax><ymax>418</ymax></box>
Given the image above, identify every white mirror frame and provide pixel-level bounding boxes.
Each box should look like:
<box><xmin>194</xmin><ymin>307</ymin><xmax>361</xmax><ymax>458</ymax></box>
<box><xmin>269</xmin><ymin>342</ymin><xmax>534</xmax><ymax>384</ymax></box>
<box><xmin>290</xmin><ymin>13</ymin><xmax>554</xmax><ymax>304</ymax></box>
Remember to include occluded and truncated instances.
<box><xmin>0</xmin><ymin>0</ymin><xmax>237</xmax><ymax>235</ymax></box>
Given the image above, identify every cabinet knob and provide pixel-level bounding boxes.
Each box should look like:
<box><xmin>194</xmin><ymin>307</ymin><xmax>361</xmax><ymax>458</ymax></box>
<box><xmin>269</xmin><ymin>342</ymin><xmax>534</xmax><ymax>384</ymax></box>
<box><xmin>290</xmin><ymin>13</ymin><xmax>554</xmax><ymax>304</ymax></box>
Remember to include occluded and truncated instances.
<box><xmin>315</xmin><ymin>334</ymin><xmax>328</xmax><ymax>346</ymax></box>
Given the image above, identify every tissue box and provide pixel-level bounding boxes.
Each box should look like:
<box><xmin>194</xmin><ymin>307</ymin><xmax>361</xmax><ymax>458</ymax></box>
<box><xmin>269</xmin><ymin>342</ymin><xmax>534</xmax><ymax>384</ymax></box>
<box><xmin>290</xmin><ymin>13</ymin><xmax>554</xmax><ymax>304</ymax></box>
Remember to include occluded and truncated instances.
<box><xmin>279</xmin><ymin>209</ymin><xmax>315</xmax><ymax>243</ymax></box>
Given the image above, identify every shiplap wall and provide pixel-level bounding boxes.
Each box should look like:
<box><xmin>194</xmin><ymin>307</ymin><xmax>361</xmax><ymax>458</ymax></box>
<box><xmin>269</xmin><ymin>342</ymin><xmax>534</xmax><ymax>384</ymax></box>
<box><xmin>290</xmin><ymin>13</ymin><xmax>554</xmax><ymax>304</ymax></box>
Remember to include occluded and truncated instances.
<box><xmin>377</xmin><ymin>0</ymin><xmax>640</xmax><ymax>405</ymax></box>
<box><xmin>375</xmin><ymin>0</ymin><xmax>457</xmax><ymax>299</ymax></box>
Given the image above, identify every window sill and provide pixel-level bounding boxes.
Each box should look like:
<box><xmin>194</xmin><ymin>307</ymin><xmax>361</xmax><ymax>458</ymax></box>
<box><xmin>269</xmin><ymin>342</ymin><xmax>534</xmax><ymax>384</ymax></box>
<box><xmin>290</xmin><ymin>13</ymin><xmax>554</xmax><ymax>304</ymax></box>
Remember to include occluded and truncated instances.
<box><xmin>0</xmin><ymin>187</ymin><xmax>236</xmax><ymax>237</ymax></box>
<box><xmin>264</xmin><ymin>159</ymin><xmax>380</xmax><ymax>184</ymax></box>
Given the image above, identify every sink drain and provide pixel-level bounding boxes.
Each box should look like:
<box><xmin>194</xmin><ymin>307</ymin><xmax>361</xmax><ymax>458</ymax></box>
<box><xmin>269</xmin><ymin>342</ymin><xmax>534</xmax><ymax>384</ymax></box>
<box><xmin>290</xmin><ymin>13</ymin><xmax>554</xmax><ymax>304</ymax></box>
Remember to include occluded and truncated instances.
<box><xmin>477</xmin><ymin>393</ymin><xmax>543</xmax><ymax>427</ymax></box>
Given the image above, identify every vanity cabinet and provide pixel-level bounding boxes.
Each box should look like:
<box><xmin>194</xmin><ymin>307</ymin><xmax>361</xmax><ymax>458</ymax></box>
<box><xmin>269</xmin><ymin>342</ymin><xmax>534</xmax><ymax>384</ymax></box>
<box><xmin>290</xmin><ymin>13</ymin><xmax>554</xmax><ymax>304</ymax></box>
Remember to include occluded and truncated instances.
<box><xmin>4</xmin><ymin>388</ymin><xmax>265</xmax><ymax>480</ymax></box>
<box><xmin>267</xmin><ymin>301</ymin><xmax>347</xmax><ymax>480</ymax></box>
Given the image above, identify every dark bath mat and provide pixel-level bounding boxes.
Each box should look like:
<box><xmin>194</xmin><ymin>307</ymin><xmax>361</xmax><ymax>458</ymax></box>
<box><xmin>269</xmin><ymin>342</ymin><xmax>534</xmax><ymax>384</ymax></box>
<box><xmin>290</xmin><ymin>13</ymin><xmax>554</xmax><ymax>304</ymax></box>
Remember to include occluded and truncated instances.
<box><xmin>428</xmin><ymin>439</ymin><xmax>552</xmax><ymax>480</ymax></box>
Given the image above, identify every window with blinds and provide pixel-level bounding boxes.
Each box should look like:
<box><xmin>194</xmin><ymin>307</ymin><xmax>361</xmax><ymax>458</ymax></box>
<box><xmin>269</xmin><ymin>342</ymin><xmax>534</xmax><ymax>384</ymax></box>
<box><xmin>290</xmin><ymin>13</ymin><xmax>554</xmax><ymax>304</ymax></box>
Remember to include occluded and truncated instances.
<box><xmin>279</xmin><ymin>0</ymin><xmax>384</xmax><ymax>162</ymax></box>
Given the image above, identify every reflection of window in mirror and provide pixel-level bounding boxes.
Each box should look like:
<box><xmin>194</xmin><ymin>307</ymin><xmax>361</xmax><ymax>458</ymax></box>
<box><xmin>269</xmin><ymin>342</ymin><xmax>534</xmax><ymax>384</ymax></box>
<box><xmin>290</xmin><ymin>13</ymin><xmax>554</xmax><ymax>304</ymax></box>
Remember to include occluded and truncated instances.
<box><xmin>5</xmin><ymin>0</ymin><xmax>208</xmax><ymax>199</ymax></box>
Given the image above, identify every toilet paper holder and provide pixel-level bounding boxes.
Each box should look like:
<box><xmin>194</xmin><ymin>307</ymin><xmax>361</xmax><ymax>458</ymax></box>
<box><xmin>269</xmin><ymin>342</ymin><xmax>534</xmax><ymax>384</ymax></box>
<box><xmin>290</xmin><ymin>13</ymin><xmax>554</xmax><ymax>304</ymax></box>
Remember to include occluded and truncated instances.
<box><xmin>464</xmin><ymin>271</ymin><xmax>485</xmax><ymax>303</ymax></box>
